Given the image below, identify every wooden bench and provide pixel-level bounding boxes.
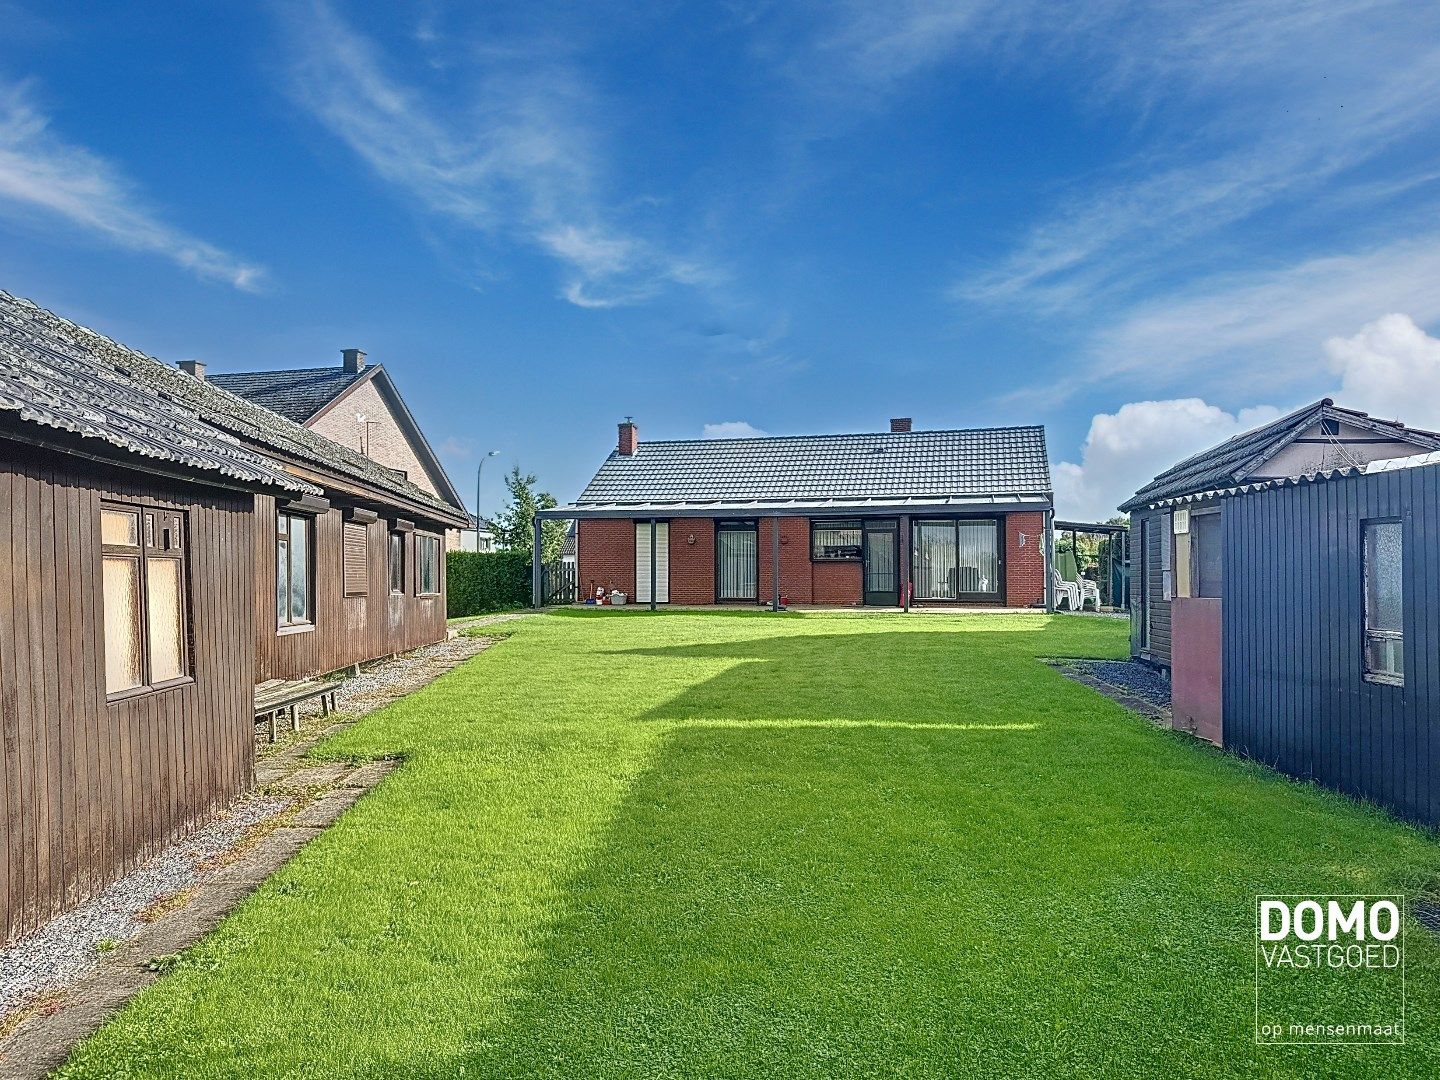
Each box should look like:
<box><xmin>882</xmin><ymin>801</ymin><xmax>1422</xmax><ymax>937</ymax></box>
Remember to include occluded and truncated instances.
<box><xmin>254</xmin><ymin>678</ymin><xmax>342</xmax><ymax>743</ymax></box>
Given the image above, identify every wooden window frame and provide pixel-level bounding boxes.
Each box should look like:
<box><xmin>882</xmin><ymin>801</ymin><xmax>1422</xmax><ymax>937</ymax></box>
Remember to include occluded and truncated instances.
<box><xmin>389</xmin><ymin>532</ymin><xmax>407</xmax><ymax>595</ymax></box>
<box><xmin>416</xmin><ymin>533</ymin><xmax>442</xmax><ymax>597</ymax></box>
<box><xmin>276</xmin><ymin>510</ymin><xmax>316</xmax><ymax>633</ymax></box>
<box><xmin>101</xmin><ymin>501</ymin><xmax>193</xmax><ymax>701</ymax></box>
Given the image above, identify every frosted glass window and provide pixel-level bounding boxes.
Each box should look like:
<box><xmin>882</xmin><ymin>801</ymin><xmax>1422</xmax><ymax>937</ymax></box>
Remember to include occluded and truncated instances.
<box><xmin>389</xmin><ymin>532</ymin><xmax>406</xmax><ymax>593</ymax></box>
<box><xmin>101</xmin><ymin>510</ymin><xmax>139</xmax><ymax>546</ymax></box>
<box><xmin>147</xmin><ymin>558</ymin><xmax>185</xmax><ymax>683</ymax></box>
<box><xmin>101</xmin><ymin>502</ymin><xmax>189</xmax><ymax>695</ymax></box>
<box><xmin>1364</xmin><ymin>521</ymin><xmax>1403</xmax><ymax>683</ymax></box>
<box><xmin>103</xmin><ymin>557</ymin><xmax>142</xmax><ymax>693</ymax></box>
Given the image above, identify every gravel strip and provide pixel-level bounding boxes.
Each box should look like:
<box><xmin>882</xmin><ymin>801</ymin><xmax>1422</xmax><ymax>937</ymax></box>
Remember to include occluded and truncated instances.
<box><xmin>1062</xmin><ymin>659</ymin><xmax>1171</xmax><ymax>708</ymax></box>
<box><xmin>0</xmin><ymin>794</ymin><xmax>290</xmax><ymax>1018</ymax></box>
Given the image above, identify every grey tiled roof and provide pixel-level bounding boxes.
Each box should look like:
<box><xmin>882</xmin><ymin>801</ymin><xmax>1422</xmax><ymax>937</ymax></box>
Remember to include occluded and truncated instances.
<box><xmin>576</xmin><ymin>426</ymin><xmax>1052</xmax><ymax>505</ymax></box>
<box><xmin>209</xmin><ymin>368</ymin><xmax>363</xmax><ymax>423</ymax></box>
<box><xmin>1119</xmin><ymin>399</ymin><xmax>1440</xmax><ymax>511</ymax></box>
<box><xmin>5</xmin><ymin>293</ymin><xmax>467</xmax><ymax>523</ymax></box>
<box><xmin>0</xmin><ymin>291</ymin><xmax>317</xmax><ymax>495</ymax></box>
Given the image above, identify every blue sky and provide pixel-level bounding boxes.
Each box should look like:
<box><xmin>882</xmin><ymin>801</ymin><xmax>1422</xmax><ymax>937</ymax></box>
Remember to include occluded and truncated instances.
<box><xmin>5</xmin><ymin>1</ymin><xmax>1440</xmax><ymax>520</ymax></box>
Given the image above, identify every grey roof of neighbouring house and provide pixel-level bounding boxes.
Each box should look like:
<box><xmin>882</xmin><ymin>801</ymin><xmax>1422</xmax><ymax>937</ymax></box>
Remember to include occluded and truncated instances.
<box><xmin>2</xmin><ymin>293</ymin><xmax>467</xmax><ymax>524</ymax></box>
<box><xmin>567</xmin><ymin>426</ymin><xmax>1052</xmax><ymax>512</ymax></box>
<box><xmin>0</xmin><ymin>290</ymin><xmax>317</xmax><ymax>495</ymax></box>
<box><xmin>1119</xmin><ymin>398</ymin><xmax>1440</xmax><ymax>512</ymax></box>
<box><xmin>209</xmin><ymin>368</ymin><xmax>364</xmax><ymax>424</ymax></box>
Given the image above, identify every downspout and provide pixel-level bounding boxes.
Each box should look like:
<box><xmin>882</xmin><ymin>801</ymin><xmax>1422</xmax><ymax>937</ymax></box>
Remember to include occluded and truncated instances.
<box><xmin>1047</xmin><ymin>509</ymin><xmax>1058</xmax><ymax>612</ymax></box>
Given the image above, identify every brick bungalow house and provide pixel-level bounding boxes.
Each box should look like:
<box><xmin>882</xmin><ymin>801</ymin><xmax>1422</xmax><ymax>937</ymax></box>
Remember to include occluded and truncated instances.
<box><xmin>534</xmin><ymin>418</ymin><xmax>1054</xmax><ymax>610</ymax></box>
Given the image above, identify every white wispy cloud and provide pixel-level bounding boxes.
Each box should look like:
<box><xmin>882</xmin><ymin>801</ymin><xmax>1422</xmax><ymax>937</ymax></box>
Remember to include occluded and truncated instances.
<box><xmin>945</xmin><ymin>1</ymin><xmax>1440</xmax><ymax>308</ymax></box>
<box><xmin>1084</xmin><ymin>233</ymin><xmax>1440</xmax><ymax>400</ymax></box>
<box><xmin>702</xmin><ymin>420</ymin><xmax>769</xmax><ymax>439</ymax></box>
<box><xmin>278</xmin><ymin>1</ymin><xmax>710</xmax><ymax>308</ymax></box>
<box><xmin>0</xmin><ymin>79</ymin><xmax>265</xmax><ymax>289</ymax></box>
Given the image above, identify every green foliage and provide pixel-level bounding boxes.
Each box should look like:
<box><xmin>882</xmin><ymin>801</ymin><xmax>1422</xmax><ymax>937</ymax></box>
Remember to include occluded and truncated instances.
<box><xmin>445</xmin><ymin>550</ymin><xmax>531</xmax><ymax>616</ymax></box>
<box><xmin>59</xmin><ymin>613</ymin><xmax>1440</xmax><ymax>1079</ymax></box>
<box><xmin>485</xmin><ymin>465</ymin><xmax>567</xmax><ymax>562</ymax></box>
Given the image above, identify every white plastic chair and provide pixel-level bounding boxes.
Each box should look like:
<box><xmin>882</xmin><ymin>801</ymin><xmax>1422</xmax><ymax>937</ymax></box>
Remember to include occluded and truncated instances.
<box><xmin>1052</xmin><ymin>570</ymin><xmax>1081</xmax><ymax>611</ymax></box>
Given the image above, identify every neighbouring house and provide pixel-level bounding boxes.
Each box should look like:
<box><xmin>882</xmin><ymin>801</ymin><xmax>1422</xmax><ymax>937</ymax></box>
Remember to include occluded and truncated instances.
<box><xmin>1218</xmin><ymin>450</ymin><xmax>1440</xmax><ymax>827</ymax></box>
<box><xmin>0</xmin><ymin>291</ymin><xmax>468</xmax><ymax>943</ymax></box>
<box><xmin>535</xmin><ymin>418</ymin><xmax>1054</xmax><ymax>609</ymax></box>
<box><xmin>208</xmin><ymin>349</ymin><xmax>469</xmax><ymax>548</ymax></box>
<box><xmin>1119</xmin><ymin>398</ymin><xmax>1440</xmax><ymax>745</ymax></box>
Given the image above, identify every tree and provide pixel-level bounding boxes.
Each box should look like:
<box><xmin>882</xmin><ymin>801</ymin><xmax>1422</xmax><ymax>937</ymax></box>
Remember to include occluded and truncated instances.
<box><xmin>484</xmin><ymin>465</ymin><xmax>567</xmax><ymax>562</ymax></box>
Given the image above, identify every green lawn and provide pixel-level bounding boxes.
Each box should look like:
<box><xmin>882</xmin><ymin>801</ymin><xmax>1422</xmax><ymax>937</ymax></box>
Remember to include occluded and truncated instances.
<box><xmin>58</xmin><ymin>612</ymin><xmax>1440</xmax><ymax>1078</ymax></box>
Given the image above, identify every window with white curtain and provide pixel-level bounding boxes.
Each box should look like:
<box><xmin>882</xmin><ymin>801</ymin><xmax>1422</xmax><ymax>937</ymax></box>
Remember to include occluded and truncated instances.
<box><xmin>811</xmin><ymin>519</ymin><xmax>862</xmax><ymax>560</ymax></box>
<box><xmin>277</xmin><ymin>511</ymin><xmax>312</xmax><ymax>627</ymax></box>
<box><xmin>716</xmin><ymin>522</ymin><xmax>758</xmax><ymax>601</ymax></box>
<box><xmin>911</xmin><ymin>519</ymin><xmax>1000</xmax><ymax>600</ymax></box>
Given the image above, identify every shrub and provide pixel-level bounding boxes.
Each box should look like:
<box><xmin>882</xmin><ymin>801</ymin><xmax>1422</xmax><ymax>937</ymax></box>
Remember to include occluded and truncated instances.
<box><xmin>447</xmin><ymin>550</ymin><xmax>531</xmax><ymax>617</ymax></box>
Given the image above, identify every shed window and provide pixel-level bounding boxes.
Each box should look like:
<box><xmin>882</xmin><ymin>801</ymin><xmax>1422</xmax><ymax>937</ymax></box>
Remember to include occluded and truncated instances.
<box><xmin>417</xmin><ymin>535</ymin><xmax>441</xmax><ymax>595</ymax></box>
<box><xmin>101</xmin><ymin>504</ymin><xmax>189</xmax><ymax>696</ymax></box>
<box><xmin>811</xmin><ymin>519</ymin><xmax>862</xmax><ymax>560</ymax></box>
<box><xmin>1363</xmin><ymin>521</ymin><xmax>1403</xmax><ymax>684</ymax></box>
<box><xmin>389</xmin><ymin>532</ymin><xmax>406</xmax><ymax>594</ymax></box>
<box><xmin>1191</xmin><ymin>512</ymin><xmax>1222</xmax><ymax>598</ymax></box>
<box><xmin>277</xmin><ymin>511</ymin><xmax>313</xmax><ymax>627</ymax></box>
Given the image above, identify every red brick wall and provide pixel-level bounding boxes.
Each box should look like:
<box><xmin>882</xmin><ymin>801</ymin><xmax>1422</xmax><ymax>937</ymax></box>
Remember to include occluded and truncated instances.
<box><xmin>578</xmin><ymin>519</ymin><xmax>635</xmax><ymax>599</ymax></box>
<box><xmin>579</xmin><ymin>511</ymin><xmax>1050</xmax><ymax>607</ymax></box>
<box><xmin>1005</xmin><ymin>511</ymin><xmax>1047</xmax><ymax>608</ymax></box>
<box><xmin>668</xmin><ymin>518</ymin><xmax>715</xmax><ymax>604</ymax></box>
<box><xmin>812</xmin><ymin>559</ymin><xmax>863</xmax><ymax>604</ymax></box>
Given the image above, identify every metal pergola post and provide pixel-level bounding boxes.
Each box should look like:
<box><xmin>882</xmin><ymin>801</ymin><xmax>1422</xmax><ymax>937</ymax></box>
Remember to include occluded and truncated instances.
<box><xmin>899</xmin><ymin>513</ymin><xmax>911</xmax><ymax>611</ymax></box>
<box><xmin>1043</xmin><ymin>508</ymin><xmax>1056</xmax><ymax>613</ymax></box>
<box><xmin>770</xmin><ymin>516</ymin><xmax>781</xmax><ymax>611</ymax></box>
<box><xmin>531</xmin><ymin>517</ymin><xmax>543</xmax><ymax>608</ymax></box>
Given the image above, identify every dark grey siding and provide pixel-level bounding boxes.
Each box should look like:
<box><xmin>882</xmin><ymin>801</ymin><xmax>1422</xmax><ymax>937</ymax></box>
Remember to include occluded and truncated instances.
<box><xmin>1222</xmin><ymin>463</ymin><xmax>1439</xmax><ymax>827</ymax></box>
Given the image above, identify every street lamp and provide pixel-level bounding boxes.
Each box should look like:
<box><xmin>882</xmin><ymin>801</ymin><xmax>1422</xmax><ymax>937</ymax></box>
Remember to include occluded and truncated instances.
<box><xmin>475</xmin><ymin>450</ymin><xmax>500</xmax><ymax>552</ymax></box>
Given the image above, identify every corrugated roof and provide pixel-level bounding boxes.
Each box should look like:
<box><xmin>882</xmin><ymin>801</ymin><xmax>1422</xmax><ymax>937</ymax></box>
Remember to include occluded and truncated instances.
<box><xmin>6</xmin><ymin>293</ymin><xmax>467</xmax><ymax>524</ymax></box>
<box><xmin>0</xmin><ymin>291</ymin><xmax>317</xmax><ymax>495</ymax></box>
<box><xmin>1118</xmin><ymin>399</ymin><xmax>1440</xmax><ymax>512</ymax></box>
<box><xmin>209</xmin><ymin>367</ymin><xmax>364</xmax><ymax>423</ymax></box>
<box><xmin>575</xmin><ymin>426</ymin><xmax>1052</xmax><ymax>506</ymax></box>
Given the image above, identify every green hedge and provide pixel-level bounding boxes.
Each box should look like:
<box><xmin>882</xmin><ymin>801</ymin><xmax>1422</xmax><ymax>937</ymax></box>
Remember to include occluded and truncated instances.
<box><xmin>446</xmin><ymin>550</ymin><xmax>531</xmax><ymax>617</ymax></box>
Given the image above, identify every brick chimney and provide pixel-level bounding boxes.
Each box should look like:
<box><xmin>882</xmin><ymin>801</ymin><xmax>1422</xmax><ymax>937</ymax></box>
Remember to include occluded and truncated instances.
<box><xmin>342</xmin><ymin>348</ymin><xmax>367</xmax><ymax>374</ymax></box>
<box><xmin>178</xmin><ymin>359</ymin><xmax>206</xmax><ymax>380</ymax></box>
<box><xmin>890</xmin><ymin>417</ymin><xmax>912</xmax><ymax>433</ymax></box>
<box><xmin>618</xmin><ymin>417</ymin><xmax>638</xmax><ymax>456</ymax></box>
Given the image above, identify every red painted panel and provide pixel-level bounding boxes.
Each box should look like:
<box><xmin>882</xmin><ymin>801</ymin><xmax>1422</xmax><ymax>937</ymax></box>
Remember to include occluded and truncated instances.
<box><xmin>1171</xmin><ymin>597</ymin><xmax>1222</xmax><ymax>745</ymax></box>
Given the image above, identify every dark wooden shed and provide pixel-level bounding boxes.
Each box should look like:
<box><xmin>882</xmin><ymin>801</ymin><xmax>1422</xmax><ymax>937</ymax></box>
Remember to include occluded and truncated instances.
<box><xmin>1</xmin><ymin>289</ymin><xmax>469</xmax><ymax>943</ymax></box>
<box><xmin>1222</xmin><ymin>453</ymin><xmax>1440</xmax><ymax>828</ymax></box>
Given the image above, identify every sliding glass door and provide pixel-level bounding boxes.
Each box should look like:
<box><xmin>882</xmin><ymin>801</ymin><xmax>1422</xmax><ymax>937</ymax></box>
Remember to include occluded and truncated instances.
<box><xmin>716</xmin><ymin>521</ymin><xmax>758</xmax><ymax>601</ymax></box>
<box><xmin>911</xmin><ymin>518</ymin><xmax>1001</xmax><ymax>601</ymax></box>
